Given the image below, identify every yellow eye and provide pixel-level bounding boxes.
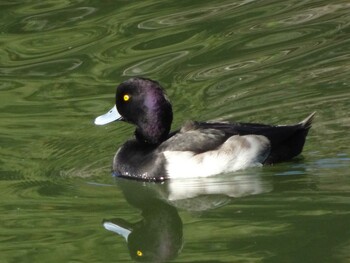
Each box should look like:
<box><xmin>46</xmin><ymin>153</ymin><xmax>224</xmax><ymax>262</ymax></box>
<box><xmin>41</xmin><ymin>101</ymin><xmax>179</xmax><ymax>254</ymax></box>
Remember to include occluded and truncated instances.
<box><xmin>123</xmin><ymin>94</ymin><xmax>130</xmax><ymax>101</ymax></box>
<box><xmin>136</xmin><ymin>250</ymin><xmax>143</xmax><ymax>257</ymax></box>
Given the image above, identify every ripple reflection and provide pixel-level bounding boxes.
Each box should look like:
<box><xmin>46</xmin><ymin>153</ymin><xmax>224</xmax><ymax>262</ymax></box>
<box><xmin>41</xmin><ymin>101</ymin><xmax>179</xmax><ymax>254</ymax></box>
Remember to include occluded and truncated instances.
<box><xmin>8</xmin><ymin>7</ymin><xmax>97</xmax><ymax>32</ymax></box>
<box><xmin>0</xmin><ymin>58</ymin><xmax>83</xmax><ymax>77</ymax></box>
<box><xmin>123</xmin><ymin>51</ymin><xmax>189</xmax><ymax>76</ymax></box>
<box><xmin>138</xmin><ymin>1</ymin><xmax>257</xmax><ymax>29</ymax></box>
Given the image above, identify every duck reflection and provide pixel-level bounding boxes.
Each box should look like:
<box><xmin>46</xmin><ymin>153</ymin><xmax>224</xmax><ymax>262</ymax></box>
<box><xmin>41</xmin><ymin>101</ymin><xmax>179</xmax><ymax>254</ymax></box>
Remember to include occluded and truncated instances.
<box><xmin>103</xmin><ymin>172</ymin><xmax>271</xmax><ymax>262</ymax></box>
<box><xmin>103</xmin><ymin>178</ymin><xmax>183</xmax><ymax>262</ymax></box>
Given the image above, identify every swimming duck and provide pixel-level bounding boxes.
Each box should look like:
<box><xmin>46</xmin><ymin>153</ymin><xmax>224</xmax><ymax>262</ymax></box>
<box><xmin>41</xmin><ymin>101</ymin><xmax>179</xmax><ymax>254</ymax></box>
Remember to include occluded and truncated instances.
<box><xmin>95</xmin><ymin>77</ymin><xmax>315</xmax><ymax>181</ymax></box>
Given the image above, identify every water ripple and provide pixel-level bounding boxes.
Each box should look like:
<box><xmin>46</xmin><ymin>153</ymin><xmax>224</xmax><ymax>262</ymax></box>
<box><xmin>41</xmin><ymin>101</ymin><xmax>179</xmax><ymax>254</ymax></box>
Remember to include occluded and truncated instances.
<box><xmin>0</xmin><ymin>58</ymin><xmax>83</xmax><ymax>77</ymax></box>
<box><xmin>7</xmin><ymin>6</ymin><xmax>97</xmax><ymax>33</ymax></box>
<box><xmin>278</xmin><ymin>3</ymin><xmax>350</xmax><ymax>26</ymax></box>
<box><xmin>245</xmin><ymin>31</ymin><xmax>305</xmax><ymax>48</ymax></box>
<box><xmin>1</xmin><ymin>26</ymin><xmax>109</xmax><ymax>63</ymax></box>
<box><xmin>183</xmin><ymin>49</ymin><xmax>294</xmax><ymax>81</ymax></box>
<box><xmin>138</xmin><ymin>1</ymin><xmax>256</xmax><ymax>29</ymax></box>
<box><xmin>9</xmin><ymin>1</ymin><xmax>83</xmax><ymax>15</ymax></box>
<box><xmin>123</xmin><ymin>51</ymin><xmax>189</xmax><ymax>76</ymax></box>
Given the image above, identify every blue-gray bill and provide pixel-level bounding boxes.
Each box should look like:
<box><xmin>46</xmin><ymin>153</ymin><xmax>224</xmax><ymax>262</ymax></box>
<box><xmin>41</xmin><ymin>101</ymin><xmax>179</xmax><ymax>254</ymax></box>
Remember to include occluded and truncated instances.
<box><xmin>103</xmin><ymin>221</ymin><xmax>131</xmax><ymax>241</ymax></box>
<box><xmin>94</xmin><ymin>105</ymin><xmax>121</xmax><ymax>125</ymax></box>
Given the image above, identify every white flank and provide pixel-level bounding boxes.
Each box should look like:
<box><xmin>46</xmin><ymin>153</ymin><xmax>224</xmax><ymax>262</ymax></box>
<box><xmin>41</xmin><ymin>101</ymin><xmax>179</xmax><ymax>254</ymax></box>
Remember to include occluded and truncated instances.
<box><xmin>163</xmin><ymin>135</ymin><xmax>269</xmax><ymax>179</ymax></box>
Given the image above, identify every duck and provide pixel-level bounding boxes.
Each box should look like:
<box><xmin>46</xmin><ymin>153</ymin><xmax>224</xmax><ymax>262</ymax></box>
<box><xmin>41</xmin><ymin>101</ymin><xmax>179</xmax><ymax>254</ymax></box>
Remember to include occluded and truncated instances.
<box><xmin>94</xmin><ymin>77</ymin><xmax>315</xmax><ymax>181</ymax></box>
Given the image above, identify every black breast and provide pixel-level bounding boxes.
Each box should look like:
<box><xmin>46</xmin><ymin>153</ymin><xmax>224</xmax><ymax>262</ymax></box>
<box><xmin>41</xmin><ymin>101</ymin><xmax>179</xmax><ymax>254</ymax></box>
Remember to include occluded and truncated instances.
<box><xmin>114</xmin><ymin>140</ymin><xmax>168</xmax><ymax>181</ymax></box>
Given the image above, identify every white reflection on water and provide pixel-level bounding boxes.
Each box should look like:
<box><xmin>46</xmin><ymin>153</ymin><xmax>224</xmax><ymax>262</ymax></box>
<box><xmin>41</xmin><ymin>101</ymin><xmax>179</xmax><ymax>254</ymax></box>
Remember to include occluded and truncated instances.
<box><xmin>165</xmin><ymin>172</ymin><xmax>272</xmax><ymax>202</ymax></box>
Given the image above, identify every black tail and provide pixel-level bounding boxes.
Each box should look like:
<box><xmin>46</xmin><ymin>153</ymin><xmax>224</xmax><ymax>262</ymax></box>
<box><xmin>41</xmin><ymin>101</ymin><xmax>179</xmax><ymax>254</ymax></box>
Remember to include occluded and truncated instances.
<box><xmin>264</xmin><ymin>112</ymin><xmax>316</xmax><ymax>164</ymax></box>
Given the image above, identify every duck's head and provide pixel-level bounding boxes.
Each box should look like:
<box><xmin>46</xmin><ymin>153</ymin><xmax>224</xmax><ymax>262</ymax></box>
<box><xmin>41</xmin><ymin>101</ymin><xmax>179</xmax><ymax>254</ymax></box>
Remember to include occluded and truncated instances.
<box><xmin>95</xmin><ymin>77</ymin><xmax>173</xmax><ymax>144</ymax></box>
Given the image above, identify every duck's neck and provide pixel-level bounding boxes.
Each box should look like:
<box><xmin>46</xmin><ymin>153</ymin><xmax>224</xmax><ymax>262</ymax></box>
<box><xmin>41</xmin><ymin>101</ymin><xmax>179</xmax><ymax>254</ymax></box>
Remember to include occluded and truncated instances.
<box><xmin>135</xmin><ymin>128</ymin><xmax>167</xmax><ymax>145</ymax></box>
<box><xmin>135</xmin><ymin>104</ymin><xmax>173</xmax><ymax>145</ymax></box>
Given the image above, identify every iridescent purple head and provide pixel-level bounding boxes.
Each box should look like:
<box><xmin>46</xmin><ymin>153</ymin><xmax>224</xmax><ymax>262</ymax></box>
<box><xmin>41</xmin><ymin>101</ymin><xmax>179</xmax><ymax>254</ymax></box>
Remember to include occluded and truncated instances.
<box><xmin>110</xmin><ymin>77</ymin><xmax>173</xmax><ymax>144</ymax></box>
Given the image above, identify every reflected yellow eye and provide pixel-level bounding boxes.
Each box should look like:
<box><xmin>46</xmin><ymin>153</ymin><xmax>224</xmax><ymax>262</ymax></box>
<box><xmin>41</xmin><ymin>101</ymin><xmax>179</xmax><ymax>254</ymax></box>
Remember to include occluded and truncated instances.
<box><xmin>123</xmin><ymin>94</ymin><xmax>130</xmax><ymax>101</ymax></box>
<box><xmin>136</xmin><ymin>250</ymin><xmax>143</xmax><ymax>257</ymax></box>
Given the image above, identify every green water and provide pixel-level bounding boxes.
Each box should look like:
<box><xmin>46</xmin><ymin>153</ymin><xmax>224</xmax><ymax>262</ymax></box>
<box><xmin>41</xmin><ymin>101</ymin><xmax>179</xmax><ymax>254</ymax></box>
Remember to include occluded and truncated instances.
<box><xmin>1</xmin><ymin>0</ymin><xmax>350</xmax><ymax>262</ymax></box>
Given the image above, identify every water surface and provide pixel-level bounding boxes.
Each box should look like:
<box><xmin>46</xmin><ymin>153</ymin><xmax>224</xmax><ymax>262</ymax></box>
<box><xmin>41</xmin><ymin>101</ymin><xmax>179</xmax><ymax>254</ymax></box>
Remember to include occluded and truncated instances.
<box><xmin>1</xmin><ymin>0</ymin><xmax>350</xmax><ymax>262</ymax></box>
